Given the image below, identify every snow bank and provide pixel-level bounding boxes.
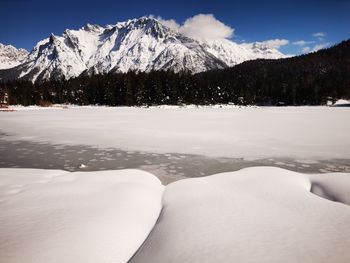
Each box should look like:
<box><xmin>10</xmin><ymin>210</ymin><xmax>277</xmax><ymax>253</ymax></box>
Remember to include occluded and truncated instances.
<box><xmin>333</xmin><ymin>99</ymin><xmax>350</xmax><ymax>107</ymax></box>
<box><xmin>309</xmin><ymin>172</ymin><xmax>350</xmax><ymax>205</ymax></box>
<box><xmin>1</xmin><ymin>167</ymin><xmax>350</xmax><ymax>263</ymax></box>
<box><xmin>1</xmin><ymin>106</ymin><xmax>350</xmax><ymax>159</ymax></box>
<box><xmin>0</xmin><ymin>169</ymin><xmax>164</xmax><ymax>263</ymax></box>
<box><xmin>131</xmin><ymin>167</ymin><xmax>350</xmax><ymax>263</ymax></box>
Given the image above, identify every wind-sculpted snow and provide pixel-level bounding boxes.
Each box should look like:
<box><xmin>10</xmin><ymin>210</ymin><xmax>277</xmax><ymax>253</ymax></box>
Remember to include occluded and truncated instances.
<box><xmin>1</xmin><ymin>167</ymin><xmax>350</xmax><ymax>263</ymax></box>
<box><xmin>131</xmin><ymin>167</ymin><xmax>350</xmax><ymax>263</ymax></box>
<box><xmin>0</xmin><ymin>17</ymin><xmax>286</xmax><ymax>82</ymax></box>
<box><xmin>0</xmin><ymin>169</ymin><xmax>164</xmax><ymax>263</ymax></box>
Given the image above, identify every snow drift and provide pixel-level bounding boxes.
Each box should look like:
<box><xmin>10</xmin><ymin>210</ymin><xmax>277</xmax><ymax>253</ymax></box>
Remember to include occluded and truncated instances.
<box><xmin>131</xmin><ymin>167</ymin><xmax>350</xmax><ymax>263</ymax></box>
<box><xmin>0</xmin><ymin>169</ymin><xmax>164</xmax><ymax>263</ymax></box>
<box><xmin>1</xmin><ymin>167</ymin><xmax>350</xmax><ymax>263</ymax></box>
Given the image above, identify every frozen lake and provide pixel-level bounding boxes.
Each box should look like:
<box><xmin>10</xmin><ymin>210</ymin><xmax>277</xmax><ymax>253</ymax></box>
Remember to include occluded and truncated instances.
<box><xmin>1</xmin><ymin>106</ymin><xmax>350</xmax><ymax>263</ymax></box>
<box><xmin>0</xmin><ymin>135</ymin><xmax>350</xmax><ymax>184</ymax></box>
<box><xmin>0</xmin><ymin>106</ymin><xmax>349</xmax><ymax>183</ymax></box>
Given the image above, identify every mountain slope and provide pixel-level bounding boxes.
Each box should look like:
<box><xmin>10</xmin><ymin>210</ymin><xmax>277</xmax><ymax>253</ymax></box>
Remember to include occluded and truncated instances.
<box><xmin>0</xmin><ymin>44</ymin><xmax>28</xmax><ymax>69</ymax></box>
<box><xmin>202</xmin><ymin>39</ymin><xmax>285</xmax><ymax>67</ymax></box>
<box><xmin>195</xmin><ymin>39</ymin><xmax>350</xmax><ymax>104</ymax></box>
<box><xmin>0</xmin><ymin>17</ymin><xmax>286</xmax><ymax>82</ymax></box>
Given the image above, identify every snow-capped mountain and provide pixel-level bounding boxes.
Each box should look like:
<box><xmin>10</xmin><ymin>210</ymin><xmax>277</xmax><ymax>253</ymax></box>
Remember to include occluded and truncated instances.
<box><xmin>0</xmin><ymin>43</ymin><xmax>28</xmax><ymax>69</ymax></box>
<box><xmin>202</xmin><ymin>39</ymin><xmax>285</xmax><ymax>67</ymax></box>
<box><xmin>0</xmin><ymin>17</ymin><xmax>286</xmax><ymax>82</ymax></box>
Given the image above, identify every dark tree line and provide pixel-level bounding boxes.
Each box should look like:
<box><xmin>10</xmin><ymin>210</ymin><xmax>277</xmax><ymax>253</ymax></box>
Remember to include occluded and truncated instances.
<box><xmin>1</xmin><ymin>40</ymin><xmax>349</xmax><ymax>106</ymax></box>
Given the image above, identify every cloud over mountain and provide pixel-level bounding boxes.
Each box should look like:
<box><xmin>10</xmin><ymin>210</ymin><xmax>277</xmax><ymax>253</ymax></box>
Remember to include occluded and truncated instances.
<box><xmin>157</xmin><ymin>14</ymin><xmax>234</xmax><ymax>40</ymax></box>
<box><xmin>258</xmin><ymin>39</ymin><xmax>289</xmax><ymax>49</ymax></box>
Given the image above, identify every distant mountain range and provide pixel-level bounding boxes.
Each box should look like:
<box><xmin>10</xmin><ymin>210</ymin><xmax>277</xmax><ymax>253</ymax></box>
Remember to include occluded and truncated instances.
<box><xmin>0</xmin><ymin>43</ymin><xmax>28</xmax><ymax>69</ymax></box>
<box><xmin>1</xmin><ymin>39</ymin><xmax>349</xmax><ymax>106</ymax></box>
<box><xmin>0</xmin><ymin>17</ymin><xmax>286</xmax><ymax>82</ymax></box>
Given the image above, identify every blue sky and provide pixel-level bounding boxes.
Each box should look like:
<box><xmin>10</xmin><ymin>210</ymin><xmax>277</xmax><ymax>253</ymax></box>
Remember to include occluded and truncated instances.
<box><xmin>0</xmin><ymin>0</ymin><xmax>349</xmax><ymax>55</ymax></box>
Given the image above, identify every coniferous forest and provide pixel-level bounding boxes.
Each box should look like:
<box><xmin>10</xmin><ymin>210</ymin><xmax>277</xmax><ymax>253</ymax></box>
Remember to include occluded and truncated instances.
<box><xmin>1</xmin><ymin>39</ymin><xmax>349</xmax><ymax>106</ymax></box>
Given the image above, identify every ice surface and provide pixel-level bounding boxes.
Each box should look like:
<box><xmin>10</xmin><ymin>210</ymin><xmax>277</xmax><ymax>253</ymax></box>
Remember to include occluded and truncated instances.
<box><xmin>1</xmin><ymin>106</ymin><xmax>350</xmax><ymax>159</ymax></box>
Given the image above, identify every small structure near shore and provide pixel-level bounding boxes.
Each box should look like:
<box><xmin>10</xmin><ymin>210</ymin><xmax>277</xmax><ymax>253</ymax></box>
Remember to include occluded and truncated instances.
<box><xmin>0</xmin><ymin>90</ymin><xmax>9</xmax><ymax>107</ymax></box>
<box><xmin>0</xmin><ymin>90</ymin><xmax>15</xmax><ymax>111</ymax></box>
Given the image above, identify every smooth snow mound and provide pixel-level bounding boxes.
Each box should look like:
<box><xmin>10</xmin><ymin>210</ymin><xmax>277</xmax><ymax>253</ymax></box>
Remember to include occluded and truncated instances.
<box><xmin>1</xmin><ymin>106</ymin><xmax>350</xmax><ymax>159</ymax></box>
<box><xmin>131</xmin><ymin>167</ymin><xmax>350</xmax><ymax>263</ymax></box>
<box><xmin>0</xmin><ymin>169</ymin><xmax>163</xmax><ymax>263</ymax></box>
<box><xmin>1</xmin><ymin>167</ymin><xmax>350</xmax><ymax>263</ymax></box>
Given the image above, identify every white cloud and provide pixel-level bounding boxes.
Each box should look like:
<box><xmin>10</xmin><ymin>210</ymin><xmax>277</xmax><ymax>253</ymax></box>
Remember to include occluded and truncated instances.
<box><xmin>302</xmin><ymin>46</ymin><xmax>311</xmax><ymax>53</ymax></box>
<box><xmin>180</xmin><ymin>14</ymin><xmax>234</xmax><ymax>40</ymax></box>
<box><xmin>299</xmin><ymin>42</ymin><xmax>331</xmax><ymax>54</ymax></box>
<box><xmin>293</xmin><ymin>33</ymin><xmax>329</xmax><ymax>53</ymax></box>
<box><xmin>311</xmin><ymin>42</ymin><xmax>332</xmax><ymax>52</ymax></box>
<box><xmin>312</xmin><ymin>32</ymin><xmax>326</xmax><ymax>38</ymax></box>
<box><xmin>155</xmin><ymin>14</ymin><xmax>289</xmax><ymax>51</ymax></box>
<box><xmin>156</xmin><ymin>17</ymin><xmax>180</xmax><ymax>31</ymax></box>
<box><xmin>259</xmin><ymin>39</ymin><xmax>289</xmax><ymax>49</ymax></box>
<box><xmin>292</xmin><ymin>40</ymin><xmax>314</xmax><ymax>46</ymax></box>
<box><xmin>156</xmin><ymin>14</ymin><xmax>234</xmax><ymax>40</ymax></box>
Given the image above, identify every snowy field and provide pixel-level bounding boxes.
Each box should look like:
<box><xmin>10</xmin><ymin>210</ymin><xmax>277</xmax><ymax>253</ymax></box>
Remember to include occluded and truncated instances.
<box><xmin>1</xmin><ymin>167</ymin><xmax>350</xmax><ymax>262</ymax></box>
<box><xmin>1</xmin><ymin>105</ymin><xmax>350</xmax><ymax>160</ymax></box>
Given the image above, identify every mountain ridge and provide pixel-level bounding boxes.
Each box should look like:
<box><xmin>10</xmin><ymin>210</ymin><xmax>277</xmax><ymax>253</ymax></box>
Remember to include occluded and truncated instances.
<box><xmin>0</xmin><ymin>43</ymin><xmax>29</xmax><ymax>70</ymax></box>
<box><xmin>0</xmin><ymin>16</ymin><xmax>286</xmax><ymax>82</ymax></box>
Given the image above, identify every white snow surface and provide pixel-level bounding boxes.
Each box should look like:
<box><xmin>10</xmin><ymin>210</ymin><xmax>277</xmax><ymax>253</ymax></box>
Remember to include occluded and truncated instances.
<box><xmin>131</xmin><ymin>167</ymin><xmax>350</xmax><ymax>263</ymax></box>
<box><xmin>1</xmin><ymin>106</ymin><xmax>350</xmax><ymax>159</ymax></box>
<box><xmin>8</xmin><ymin>17</ymin><xmax>285</xmax><ymax>82</ymax></box>
<box><xmin>0</xmin><ymin>43</ymin><xmax>28</xmax><ymax>69</ymax></box>
<box><xmin>0</xmin><ymin>169</ymin><xmax>164</xmax><ymax>263</ymax></box>
<box><xmin>1</xmin><ymin>167</ymin><xmax>350</xmax><ymax>263</ymax></box>
<box><xmin>333</xmin><ymin>99</ymin><xmax>350</xmax><ymax>106</ymax></box>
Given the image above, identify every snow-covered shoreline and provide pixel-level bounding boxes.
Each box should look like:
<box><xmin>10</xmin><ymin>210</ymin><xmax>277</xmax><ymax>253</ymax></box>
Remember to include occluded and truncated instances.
<box><xmin>3</xmin><ymin>99</ymin><xmax>350</xmax><ymax>110</ymax></box>
<box><xmin>1</xmin><ymin>167</ymin><xmax>350</xmax><ymax>262</ymax></box>
<box><xmin>2</xmin><ymin>103</ymin><xmax>257</xmax><ymax>111</ymax></box>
